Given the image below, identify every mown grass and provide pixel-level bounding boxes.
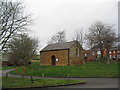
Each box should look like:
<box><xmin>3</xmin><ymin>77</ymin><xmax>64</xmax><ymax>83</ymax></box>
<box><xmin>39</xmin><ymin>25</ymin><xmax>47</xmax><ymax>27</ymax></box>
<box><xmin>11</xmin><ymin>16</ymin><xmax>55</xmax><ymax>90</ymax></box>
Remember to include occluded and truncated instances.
<box><xmin>32</xmin><ymin>55</ymin><xmax>40</xmax><ymax>59</ymax></box>
<box><xmin>9</xmin><ymin>62</ymin><xmax>119</xmax><ymax>78</ymax></box>
<box><xmin>2</xmin><ymin>66</ymin><xmax>16</xmax><ymax>70</ymax></box>
<box><xmin>0</xmin><ymin>66</ymin><xmax>2</xmax><ymax>70</ymax></box>
<box><xmin>2</xmin><ymin>77</ymin><xmax>84</xmax><ymax>88</ymax></box>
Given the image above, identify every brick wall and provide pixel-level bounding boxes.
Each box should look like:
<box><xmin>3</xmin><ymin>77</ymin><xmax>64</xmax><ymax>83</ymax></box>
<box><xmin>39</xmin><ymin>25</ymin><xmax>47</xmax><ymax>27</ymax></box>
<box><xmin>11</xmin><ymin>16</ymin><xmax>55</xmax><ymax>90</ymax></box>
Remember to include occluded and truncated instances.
<box><xmin>40</xmin><ymin>49</ymin><xmax>69</xmax><ymax>66</ymax></box>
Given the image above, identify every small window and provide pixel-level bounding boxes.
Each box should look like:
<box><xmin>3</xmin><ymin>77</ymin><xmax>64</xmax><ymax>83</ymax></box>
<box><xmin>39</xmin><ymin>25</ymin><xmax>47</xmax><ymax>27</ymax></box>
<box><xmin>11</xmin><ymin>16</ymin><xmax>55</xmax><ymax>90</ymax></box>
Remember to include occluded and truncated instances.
<box><xmin>76</xmin><ymin>48</ymin><xmax>79</xmax><ymax>57</ymax></box>
<box><xmin>117</xmin><ymin>50</ymin><xmax>120</xmax><ymax>53</ymax></box>
<box><xmin>109</xmin><ymin>51</ymin><xmax>111</xmax><ymax>54</ymax></box>
<box><xmin>92</xmin><ymin>52</ymin><xmax>95</xmax><ymax>55</ymax></box>
<box><xmin>109</xmin><ymin>55</ymin><xmax>112</xmax><ymax>59</ymax></box>
<box><xmin>117</xmin><ymin>55</ymin><xmax>120</xmax><ymax>58</ymax></box>
<box><xmin>85</xmin><ymin>54</ymin><xmax>87</xmax><ymax>57</ymax></box>
<box><xmin>113</xmin><ymin>55</ymin><xmax>116</xmax><ymax>58</ymax></box>
<box><xmin>113</xmin><ymin>51</ymin><xmax>116</xmax><ymax>53</ymax></box>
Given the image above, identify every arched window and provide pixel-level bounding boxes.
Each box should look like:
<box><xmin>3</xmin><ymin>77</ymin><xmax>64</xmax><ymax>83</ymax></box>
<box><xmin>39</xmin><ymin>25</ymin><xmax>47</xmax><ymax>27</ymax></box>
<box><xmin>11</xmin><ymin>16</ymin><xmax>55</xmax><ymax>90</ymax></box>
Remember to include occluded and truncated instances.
<box><xmin>51</xmin><ymin>55</ymin><xmax>56</xmax><ymax>65</ymax></box>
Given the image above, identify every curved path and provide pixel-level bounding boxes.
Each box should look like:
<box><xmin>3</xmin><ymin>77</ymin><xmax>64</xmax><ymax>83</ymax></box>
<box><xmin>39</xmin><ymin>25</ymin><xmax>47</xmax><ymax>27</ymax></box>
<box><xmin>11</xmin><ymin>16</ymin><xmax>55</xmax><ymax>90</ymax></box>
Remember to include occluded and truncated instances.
<box><xmin>1</xmin><ymin>69</ymin><xmax>15</xmax><ymax>76</ymax></box>
<box><xmin>1</xmin><ymin>69</ymin><xmax>119</xmax><ymax>88</ymax></box>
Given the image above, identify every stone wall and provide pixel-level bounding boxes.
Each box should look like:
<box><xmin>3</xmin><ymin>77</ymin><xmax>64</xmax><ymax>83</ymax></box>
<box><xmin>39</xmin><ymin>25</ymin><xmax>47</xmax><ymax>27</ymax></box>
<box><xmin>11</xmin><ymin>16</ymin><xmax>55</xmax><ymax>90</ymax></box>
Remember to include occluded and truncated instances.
<box><xmin>69</xmin><ymin>41</ymin><xmax>84</xmax><ymax>65</ymax></box>
<box><xmin>40</xmin><ymin>49</ymin><xmax>69</xmax><ymax>66</ymax></box>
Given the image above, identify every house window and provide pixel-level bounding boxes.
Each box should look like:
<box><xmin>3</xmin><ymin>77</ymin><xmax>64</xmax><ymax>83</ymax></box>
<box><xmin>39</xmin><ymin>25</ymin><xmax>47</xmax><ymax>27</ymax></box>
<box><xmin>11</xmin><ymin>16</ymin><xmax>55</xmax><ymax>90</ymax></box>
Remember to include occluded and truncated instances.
<box><xmin>109</xmin><ymin>51</ymin><xmax>111</xmax><ymax>54</ymax></box>
<box><xmin>85</xmin><ymin>54</ymin><xmax>87</xmax><ymax>57</ymax></box>
<box><xmin>113</xmin><ymin>55</ymin><xmax>116</xmax><ymax>58</ymax></box>
<box><xmin>117</xmin><ymin>50</ymin><xmax>120</xmax><ymax>53</ymax></box>
<box><xmin>76</xmin><ymin>48</ymin><xmax>79</xmax><ymax>57</ymax></box>
<box><xmin>113</xmin><ymin>51</ymin><xmax>116</xmax><ymax>54</ymax></box>
<box><xmin>117</xmin><ymin>55</ymin><xmax>120</xmax><ymax>58</ymax></box>
<box><xmin>92</xmin><ymin>52</ymin><xmax>95</xmax><ymax>55</ymax></box>
<box><xmin>109</xmin><ymin>55</ymin><xmax>112</xmax><ymax>59</ymax></box>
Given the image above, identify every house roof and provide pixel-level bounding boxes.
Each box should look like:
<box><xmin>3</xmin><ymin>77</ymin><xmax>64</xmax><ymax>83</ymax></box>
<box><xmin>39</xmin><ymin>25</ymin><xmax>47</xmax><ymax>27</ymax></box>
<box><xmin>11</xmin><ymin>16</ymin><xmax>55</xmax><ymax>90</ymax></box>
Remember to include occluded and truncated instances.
<box><xmin>41</xmin><ymin>41</ymin><xmax>76</xmax><ymax>52</ymax></box>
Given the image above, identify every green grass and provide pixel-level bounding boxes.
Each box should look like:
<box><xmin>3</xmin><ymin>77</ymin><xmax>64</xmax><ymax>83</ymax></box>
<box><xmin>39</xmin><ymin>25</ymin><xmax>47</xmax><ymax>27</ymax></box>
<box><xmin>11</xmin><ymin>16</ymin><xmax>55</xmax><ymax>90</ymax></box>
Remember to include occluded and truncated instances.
<box><xmin>9</xmin><ymin>62</ymin><xmax>119</xmax><ymax>78</ymax></box>
<box><xmin>32</xmin><ymin>55</ymin><xmax>40</xmax><ymax>60</ymax></box>
<box><xmin>0</xmin><ymin>66</ymin><xmax>2</xmax><ymax>70</ymax></box>
<box><xmin>2</xmin><ymin>77</ymin><xmax>84</xmax><ymax>88</ymax></box>
<box><xmin>2</xmin><ymin>66</ymin><xmax>16</xmax><ymax>70</ymax></box>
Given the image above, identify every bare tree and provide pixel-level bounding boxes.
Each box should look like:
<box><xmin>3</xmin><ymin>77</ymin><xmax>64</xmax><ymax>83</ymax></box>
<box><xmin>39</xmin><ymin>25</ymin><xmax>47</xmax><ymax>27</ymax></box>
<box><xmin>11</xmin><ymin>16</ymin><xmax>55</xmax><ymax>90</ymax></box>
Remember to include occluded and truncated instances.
<box><xmin>86</xmin><ymin>21</ymin><xmax>117</xmax><ymax>62</ymax></box>
<box><xmin>48</xmin><ymin>30</ymin><xmax>66</xmax><ymax>44</ymax></box>
<box><xmin>72</xmin><ymin>28</ymin><xmax>84</xmax><ymax>46</ymax></box>
<box><xmin>0</xmin><ymin>0</ymin><xmax>31</xmax><ymax>50</ymax></box>
<box><xmin>8</xmin><ymin>34</ymin><xmax>38</xmax><ymax>65</ymax></box>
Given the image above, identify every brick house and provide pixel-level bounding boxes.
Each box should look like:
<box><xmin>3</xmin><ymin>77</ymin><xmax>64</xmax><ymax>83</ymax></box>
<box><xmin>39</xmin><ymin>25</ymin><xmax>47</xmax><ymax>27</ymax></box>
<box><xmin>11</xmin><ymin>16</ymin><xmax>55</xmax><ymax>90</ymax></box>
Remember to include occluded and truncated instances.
<box><xmin>40</xmin><ymin>41</ymin><xmax>84</xmax><ymax>66</ymax></box>
<box><xmin>109</xmin><ymin>46</ymin><xmax>120</xmax><ymax>60</ymax></box>
<box><xmin>84</xmin><ymin>50</ymin><xmax>97</xmax><ymax>62</ymax></box>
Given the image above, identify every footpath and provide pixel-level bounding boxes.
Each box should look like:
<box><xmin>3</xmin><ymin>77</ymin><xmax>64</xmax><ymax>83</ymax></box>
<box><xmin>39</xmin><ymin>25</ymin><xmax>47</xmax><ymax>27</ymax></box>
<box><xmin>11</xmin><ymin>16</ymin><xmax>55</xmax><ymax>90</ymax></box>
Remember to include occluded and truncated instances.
<box><xmin>1</xmin><ymin>69</ymin><xmax>68</xmax><ymax>80</ymax></box>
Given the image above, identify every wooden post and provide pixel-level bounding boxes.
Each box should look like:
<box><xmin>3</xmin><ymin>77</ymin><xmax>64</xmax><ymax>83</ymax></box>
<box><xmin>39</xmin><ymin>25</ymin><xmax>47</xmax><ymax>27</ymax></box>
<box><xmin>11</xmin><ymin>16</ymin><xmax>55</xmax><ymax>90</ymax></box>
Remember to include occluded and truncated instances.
<box><xmin>31</xmin><ymin>76</ymin><xmax>33</xmax><ymax>85</ymax></box>
<box><xmin>67</xmin><ymin>73</ymin><xmax>70</xmax><ymax>80</ymax></box>
<box><xmin>24</xmin><ymin>67</ymin><xmax>26</xmax><ymax>73</ymax></box>
<box><xmin>6</xmin><ymin>73</ymin><xmax>8</xmax><ymax>77</ymax></box>
<box><xmin>42</xmin><ymin>73</ymin><xmax>44</xmax><ymax>77</ymax></box>
<box><xmin>22</xmin><ymin>73</ymin><xmax>24</xmax><ymax>78</ymax></box>
<box><xmin>16</xmin><ymin>67</ymin><xmax>18</xmax><ymax>74</ymax></box>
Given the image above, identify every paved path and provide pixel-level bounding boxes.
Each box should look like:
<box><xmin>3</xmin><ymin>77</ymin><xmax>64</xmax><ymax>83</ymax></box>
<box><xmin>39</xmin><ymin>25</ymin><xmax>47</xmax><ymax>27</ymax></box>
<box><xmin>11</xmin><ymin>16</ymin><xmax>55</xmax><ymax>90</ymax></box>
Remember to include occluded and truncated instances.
<box><xmin>0</xmin><ymin>69</ymin><xmax>15</xmax><ymax>77</ymax></box>
<box><xmin>1</xmin><ymin>69</ymin><xmax>119</xmax><ymax>88</ymax></box>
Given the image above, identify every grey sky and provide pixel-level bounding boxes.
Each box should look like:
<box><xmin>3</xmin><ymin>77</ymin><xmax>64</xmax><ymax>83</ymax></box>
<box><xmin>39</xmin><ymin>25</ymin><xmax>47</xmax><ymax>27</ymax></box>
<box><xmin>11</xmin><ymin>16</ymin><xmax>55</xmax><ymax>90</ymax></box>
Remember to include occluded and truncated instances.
<box><xmin>23</xmin><ymin>0</ymin><xmax>119</xmax><ymax>50</ymax></box>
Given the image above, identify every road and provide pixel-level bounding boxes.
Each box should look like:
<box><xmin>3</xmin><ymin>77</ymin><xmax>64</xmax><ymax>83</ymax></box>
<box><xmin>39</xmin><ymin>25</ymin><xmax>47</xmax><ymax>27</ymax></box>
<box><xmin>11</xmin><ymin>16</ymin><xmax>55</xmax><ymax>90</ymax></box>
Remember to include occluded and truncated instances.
<box><xmin>53</xmin><ymin>78</ymin><xmax>118</xmax><ymax>88</ymax></box>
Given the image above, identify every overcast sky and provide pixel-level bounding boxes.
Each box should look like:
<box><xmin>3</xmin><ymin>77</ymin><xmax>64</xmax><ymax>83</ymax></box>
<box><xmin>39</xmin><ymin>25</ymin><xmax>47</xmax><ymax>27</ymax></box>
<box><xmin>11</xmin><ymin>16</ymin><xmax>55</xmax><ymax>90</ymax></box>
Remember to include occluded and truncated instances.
<box><xmin>22</xmin><ymin>0</ymin><xmax>119</xmax><ymax>50</ymax></box>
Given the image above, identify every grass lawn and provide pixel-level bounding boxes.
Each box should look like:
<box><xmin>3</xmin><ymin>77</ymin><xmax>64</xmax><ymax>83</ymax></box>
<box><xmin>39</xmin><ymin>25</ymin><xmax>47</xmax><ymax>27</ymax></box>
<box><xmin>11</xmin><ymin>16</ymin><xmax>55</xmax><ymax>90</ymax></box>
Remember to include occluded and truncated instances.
<box><xmin>0</xmin><ymin>66</ymin><xmax>2</xmax><ymax>71</ymax></box>
<box><xmin>2</xmin><ymin>66</ymin><xmax>16</xmax><ymax>70</ymax></box>
<box><xmin>9</xmin><ymin>62</ymin><xmax>119</xmax><ymax>78</ymax></box>
<box><xmin>2</xmin><ymin>77</ymin><xmax>85</xmax><ymax>88</ymax></box>
<box><xmin>32</xmin><ymin>55</ymin><xmax>40</xmax><ymax>60</ymax></box>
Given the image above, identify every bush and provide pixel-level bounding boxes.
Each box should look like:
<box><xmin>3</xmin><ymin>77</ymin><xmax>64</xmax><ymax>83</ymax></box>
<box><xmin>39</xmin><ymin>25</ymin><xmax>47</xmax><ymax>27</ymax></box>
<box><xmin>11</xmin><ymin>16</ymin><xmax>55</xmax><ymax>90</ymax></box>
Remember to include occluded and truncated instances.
<box><xmin>2</xmin><ymin>61</ymin><xmax>15</xmax><ymax>66</ymax></box>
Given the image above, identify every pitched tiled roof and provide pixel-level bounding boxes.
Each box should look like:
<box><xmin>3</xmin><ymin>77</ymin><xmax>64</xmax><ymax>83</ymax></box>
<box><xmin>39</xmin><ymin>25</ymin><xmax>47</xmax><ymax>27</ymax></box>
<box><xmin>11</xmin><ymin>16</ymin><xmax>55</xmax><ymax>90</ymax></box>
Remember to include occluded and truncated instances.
<box><xmin>41</xmin><ymin>41</ymin><xmax>76</xmax><ymax>52</ymax></box>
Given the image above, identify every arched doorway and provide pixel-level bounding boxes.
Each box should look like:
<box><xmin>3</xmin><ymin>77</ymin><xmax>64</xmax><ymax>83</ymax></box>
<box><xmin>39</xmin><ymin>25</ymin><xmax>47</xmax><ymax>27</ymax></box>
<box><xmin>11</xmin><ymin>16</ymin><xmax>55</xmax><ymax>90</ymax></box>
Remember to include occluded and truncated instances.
<box><xmin>51</xmin><ymin>55</ymin><xmax>56</xmax><ymax>65</ymax></box>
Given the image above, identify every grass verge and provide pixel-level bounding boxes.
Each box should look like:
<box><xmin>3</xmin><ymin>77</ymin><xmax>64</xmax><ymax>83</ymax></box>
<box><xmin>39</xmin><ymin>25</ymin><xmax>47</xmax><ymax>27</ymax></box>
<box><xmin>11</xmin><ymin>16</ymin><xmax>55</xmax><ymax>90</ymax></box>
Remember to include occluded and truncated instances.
<box><xmin>9</xmin><ymin>62</ymin><xmax>119</xmax><ymax>78</ymax></box>
<box><xmin>2</xmin><ymin>66</ymin><xmax>16</xmax><ymax>70</ymax></box>
<box><xmin>2</xmin><ymin>77</ymin><xmax>85</xmax><ymax>88</ymax></box>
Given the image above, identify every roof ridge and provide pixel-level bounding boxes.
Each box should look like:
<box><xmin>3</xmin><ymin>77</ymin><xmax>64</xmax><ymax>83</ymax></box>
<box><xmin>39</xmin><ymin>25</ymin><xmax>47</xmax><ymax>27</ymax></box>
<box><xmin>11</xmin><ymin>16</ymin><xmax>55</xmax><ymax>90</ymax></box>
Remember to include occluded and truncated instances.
<box><xmin>41</xmin><ymin>41</ymin><xmax>76</xmax><ymax>52</ymax></box>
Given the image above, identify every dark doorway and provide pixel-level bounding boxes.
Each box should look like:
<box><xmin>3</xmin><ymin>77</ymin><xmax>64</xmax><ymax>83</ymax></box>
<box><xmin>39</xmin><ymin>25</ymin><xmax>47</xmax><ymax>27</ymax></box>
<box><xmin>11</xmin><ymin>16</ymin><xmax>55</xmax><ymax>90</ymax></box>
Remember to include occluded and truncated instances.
<box><xmin>51</xmin><ymin>55</ymin><xmax>56</xmax><ymax>65</ymax></box>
